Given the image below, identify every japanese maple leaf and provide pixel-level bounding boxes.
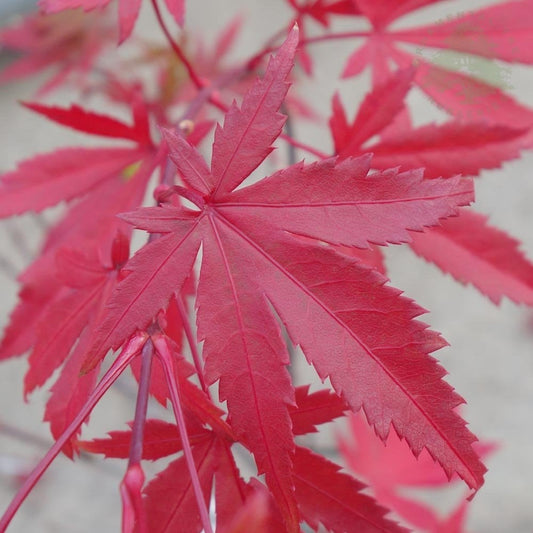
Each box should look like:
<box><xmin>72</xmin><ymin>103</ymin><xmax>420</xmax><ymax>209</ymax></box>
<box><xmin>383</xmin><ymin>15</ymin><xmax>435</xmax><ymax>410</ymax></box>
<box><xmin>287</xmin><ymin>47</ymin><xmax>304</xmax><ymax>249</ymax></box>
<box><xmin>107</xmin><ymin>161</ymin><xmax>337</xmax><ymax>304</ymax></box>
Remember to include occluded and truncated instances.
<box><xmin>330</xmin><ymin>67</ymin><xmax>533</xmax><ymax>305</ymax></box>
<box><xmin>331</xmin><ymin>68</ymin><xmax>528</xmax><ymax>178</ymax></box>
<box><xmin>78</xmin><ymin>385</ymin><xmax>346</xmax><ymax>460</ymax></box>
<box><xmin>0</xmin><ymin>100</ymin><xmax>154</xmax><ymax>218</ymax></box>
<box><xmin>40</xmin><ymin>237</ymin><xmax>131</xmax><ymax>456</ymax></box>
<box><xmin>40</xmin><ymin>0</ymin><xmax>185</xmax><ymax>42</ymax></box>
<box><xmin>339</xmin><ymin>412</ymin><xmax>497</xmax><ymax>532</ymax></box>
<box><xmin>286</xmin><ymin>0</ymin><xmax>361</xmax><ymax>73</ymax></box>
<box><xmin>0</xmin><ymin>173</ymin><xmax>148</xmax><ymax>363</ymax></box>
<box><xmin>0</xmin><ymin>100</ymin><xmax>156</xmax><ymax>363</ymax></box>
<box><xmin>82</xmin><ymin>28</ymin><xmax>483</xmax><ymax>529</ymax></box>
<box><xmin>135</xmin><ymin>17</ymin><xmax>314</xmax><ymax>129</ymax></box>
<box><xmin>0</xmin><ymin>9</ymin><xmax>114</xmax><ymax>95</ymax></box>
<box><xmin>142</xmin><ymin>436</ymin><xmax>400</xmax><ymax>533</ymax></box>
<box><xmin>80</xmin><ymin>386</ymin><xmax>404</xmax><ymax>531</ymax></box>
<box><xmin>339</xmin><ymin>0</ymin><xmax>533</xmax><ymax>128</ymax></box>
<box><xmin>409</xmin><ymin>209</ymin><xmax>533</xmax><ymax>305</ymax></box>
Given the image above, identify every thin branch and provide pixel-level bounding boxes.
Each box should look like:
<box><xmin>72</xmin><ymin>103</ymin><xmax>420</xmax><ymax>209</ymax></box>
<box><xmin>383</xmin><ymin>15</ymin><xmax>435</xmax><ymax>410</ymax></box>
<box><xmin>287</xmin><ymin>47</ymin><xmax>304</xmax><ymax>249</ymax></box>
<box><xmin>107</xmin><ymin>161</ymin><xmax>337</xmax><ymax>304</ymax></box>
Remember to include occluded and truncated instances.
<box><xmin>280</xmin><ymin>133</ymin><xmax>329</xmax><ymax>159</ymax></box>
<box><xmin>127</xmin><ymin>338</ymin><xmax>154</xmax><ymax>464</ymax></box>
<box><xmin>175</xmin><ymin>295</ymin><xmax>210</xmax><ymax>396</ymax></box>
<box><xmin>0</xmin><ymin>335</ymin><xmax>147</xmax><ymax>532</ymax></box>
<box><xmin>150</xmin><ymin>0</ymin><xmax>205</xmax><ymax>90</ymax></box>
<box><xmin>154</xmin><ymin>336</ymin><xmax>213</xmax><ymax>533</ymax></box>
<box><xmin>122</xmin><ymin>341</ymin><xmax>154</xmax><ymax>533</ymax></box>
<box><xmin>299</xmin><ymin>31</ymin><xmax>371</xmax><ymax>47</ymax></box>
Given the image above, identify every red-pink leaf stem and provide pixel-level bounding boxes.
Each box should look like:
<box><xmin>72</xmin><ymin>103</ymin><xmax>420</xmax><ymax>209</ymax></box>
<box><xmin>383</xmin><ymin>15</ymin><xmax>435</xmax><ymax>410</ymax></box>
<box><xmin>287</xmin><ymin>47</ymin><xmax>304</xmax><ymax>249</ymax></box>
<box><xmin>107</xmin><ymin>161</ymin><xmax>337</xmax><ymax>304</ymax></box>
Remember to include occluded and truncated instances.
<box><xmin>153</xmin><ymin>335</ymin><xmax>213</xmax><ymax>533</ymax></box>
<box><xmin>0</xmin><ymin>335</ymin><xmax>147</xmax><ymax>532</ymax></box>
<box><xmin>120</xmin><ymin>338</ymin><xmax>154</xmax><ymax>533</ymax></box>
<box><xmin>280</xmin><ymin>133</ymin><xmax>329</xmax><ymax>159</ymax></box>
<box><xmin>205</xmin><ymin>90</ymin><xmax>328</xmax><ymax>160</ymax></box>
<box><xmin>245</xmin><ymin>25</ymin><xmax>295</xmax><ymax>71</ymax></box>
<box><xmin>128</xmin><ymin>339</ymin><xmax>154</xmax><ymax>467</ymax></box>
<box><xmin>175</xmin><ymin>296</ymin><xmax>210</xmax><ymax>396</ymax></box>
<box><xmin>150</xmin><ymin>0</ymin><xmax>205</xmax><ymax>90</ymax></box>
<box><xmin>300</xmin><ymin>31</ymin><xmax>371</xmax><ymax>46</ymax></box>
<box><xmin>120</xmin><ymin>464</ymin><xmax>146</xmax><ymax>533</ymax></box>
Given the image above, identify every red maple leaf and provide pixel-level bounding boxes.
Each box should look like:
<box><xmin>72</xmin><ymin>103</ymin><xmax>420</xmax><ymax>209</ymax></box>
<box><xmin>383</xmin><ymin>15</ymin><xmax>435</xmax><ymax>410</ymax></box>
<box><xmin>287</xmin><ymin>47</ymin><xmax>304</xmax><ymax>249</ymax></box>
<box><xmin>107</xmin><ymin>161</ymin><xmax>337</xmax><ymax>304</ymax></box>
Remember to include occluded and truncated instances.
<box><xmin>76</xmin><ymin>27</ymin><xmax>485</xmax><ymax>530</ymax></box>
<box><xmin>330</xmin><ymin>67</ymin><xmax>533</xmax><ymax>305</ymax></box>
<box><xmin>325</xmin><ymin>0</ymin><xmax>533</xmax><ymax>127</ymax></box>
<box><xmin>0</xmin><ymin>99</ymin><xmax>158</xmax><ymax>370</ymax></box>
<box><xmin>331</xmin><ymin>68</ymin><xmax>527</xmax><ymax>178</ymax></box>
<box><xmin>0</xmin><ymin>9</ymin><xmax>115</xmax><ymax>95</ymax></box>
<box><xmin>39</xmin><ymin>0</ymin><xmax>185</xmax><ymax>43</ymax></box>
<box><xmin>286</xmin><ymin>0</ymin><xmax>361</xmax><ymax>73</ymax></box>
<box><xmin>339</xmin><ymin>412</ymin><xmax>497</xmax><ymax>532</ymax></box>
<box><xmin>79</xmin><ymin>381</ymin><xmax>404</xmax><ymax>531</ymax></box>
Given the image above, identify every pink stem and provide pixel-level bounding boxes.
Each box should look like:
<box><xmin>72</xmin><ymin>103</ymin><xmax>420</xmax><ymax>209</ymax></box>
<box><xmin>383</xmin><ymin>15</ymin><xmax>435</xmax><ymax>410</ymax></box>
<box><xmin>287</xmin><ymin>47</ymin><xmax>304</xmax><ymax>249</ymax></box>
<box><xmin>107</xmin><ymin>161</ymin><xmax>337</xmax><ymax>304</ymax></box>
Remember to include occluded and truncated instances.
<box><xmin>0</xmin><ymin>335</ymin><xmax>147</xmax><ymax>532</ymax></box>
<box><xmin>279</xmin><ymin>133</ymin><xmax>329</xmax><ymax>159</ymax></box>
<box><xmin>300</xmin><ymin>31</ymin><xmax>371</xmax><ymax>46</ymax></box>
<box><xmin>153</xmin><ymin>335</ymin><xmax>213</xmax><ymax>533</ymax></box>
<box><xmin>120</xmin><ymin>465</ymin><xmax>146</xmax><ymax>533</ymax></box>
<box><xmin>175</xmin><ymin>296</ymin><xmax>210</xmax><ymax>396</ymax></box>
<box><xmin>244</xmin><ymin>25</ymin><xmax>293</xmax><ymax>71</ymax></box>
<box><xmin>202</xmin><ymin>92</ymin><xmax>328</xmax><ymax>159</ymax></box>
<box><xmin>127</xmin><ymin>339</ymin><xmax>154</xmax><ymax>467</ymax></box>
<box><xmin>150</xmin><ymin>0</ymin><xmax>205</xmax><ymax>90</ymax></box>
<box><xmin>120</xmin><ymin>339</ymin><xmax>154</xmax><ymax>533</ymax></box>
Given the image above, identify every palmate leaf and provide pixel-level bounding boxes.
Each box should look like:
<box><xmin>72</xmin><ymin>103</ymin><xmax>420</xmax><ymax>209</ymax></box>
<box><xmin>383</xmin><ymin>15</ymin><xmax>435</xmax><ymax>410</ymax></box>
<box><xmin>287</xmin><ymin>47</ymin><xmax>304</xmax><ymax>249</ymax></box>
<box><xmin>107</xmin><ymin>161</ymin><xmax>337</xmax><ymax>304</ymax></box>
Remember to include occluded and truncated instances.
<box><xmin>340</xmin><ymin>0</ymin><xmax>533</xmax><ymax>126</ymax></box>
<box><xmin>79</xmin><ymin>386</ymin><xmax>345</xmax><ymax>460</ymax></box>
<box><xmin>78</xmin><ymin>419</ymin><xmax>212</xmax><ymax>460</ymax></box>
<box><xmin>410</xmin><ymin>209</ymin><xmax>533</xmax><ymax>305</ymax></box>
<box><xmin>84</xmin><ymin>28</ymin><xmax>484</xmax><ymax>529</ymax></box>
<box><xmin>0</xmin><ymin>173</ymin><xmax>148</xmax><ymax>365</ymax></box>
<box><xmin>0</xmin><ymin>9</ymin><xmax>114</xmax><ymax>94</ymax></box>
<box><xmin>22</xmin><ymin>102</ymin><xmax>151</xmax><ymax>145</ymax></box>
<box><xmin>0</xmin><ymin>101</ymin><xmax>156</xmax><ymax>218</ymax></box>
<box><xmin>392</xmin><ymin>0</ymin><xmax>533</xmax><ymax>64</ymax></box>
<box><xmin>330</xmin><ymin>68</ymin><xmax>533</xmax><ymax>305</ymax></box>
<box><xmin>40</xmin><ymin>0</ymin><xmax>185</xmax><ymax>42</ymax></box>
<box><xmin>0</xmin><ymin>147</ymin><xmax>144</xmax><ymax>217</ymax></box>
<box><xmin>331</xmin><ymin>68</ymin><xmax>527</xmax><ymax>178</ymax></box>
<box><xmin>290</xmin><ymin>385</ymin><xmax>347</xmax><ymax>435</ymax></box>
<box><xmin>293</xmin><ymin>446</ymin><xmax>407</xmax><ymax>532</ymax></box>
<box><xmin>339</xmin><ymin>412</ymin><xmax>497</xmax><ymax>532</ymax></box>
<box><xmin>143</xmin><ymin>436</ymin><xmax>217</xmax><ymax>533</ymax></box>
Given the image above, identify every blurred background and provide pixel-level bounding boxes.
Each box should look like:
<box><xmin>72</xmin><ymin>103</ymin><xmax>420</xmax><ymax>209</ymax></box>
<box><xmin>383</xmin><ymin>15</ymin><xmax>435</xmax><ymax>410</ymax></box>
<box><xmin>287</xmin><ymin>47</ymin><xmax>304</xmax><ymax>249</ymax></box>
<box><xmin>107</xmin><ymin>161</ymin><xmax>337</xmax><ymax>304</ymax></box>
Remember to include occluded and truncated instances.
<box><xmin>0</xmin><ymin>0</ymin><xmax>533</xmax><ymax>531</ymax></box>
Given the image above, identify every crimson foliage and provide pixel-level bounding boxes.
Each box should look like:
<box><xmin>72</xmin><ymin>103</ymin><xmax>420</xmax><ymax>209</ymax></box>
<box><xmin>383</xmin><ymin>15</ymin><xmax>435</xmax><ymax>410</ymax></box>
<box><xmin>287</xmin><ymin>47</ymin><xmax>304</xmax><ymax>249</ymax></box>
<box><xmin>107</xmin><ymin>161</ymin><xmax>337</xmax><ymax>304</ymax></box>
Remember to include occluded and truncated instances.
<box><xmin>0</xmin><ymin>1</ymin><xmax>532</xmax><ymax>531</ymax></box>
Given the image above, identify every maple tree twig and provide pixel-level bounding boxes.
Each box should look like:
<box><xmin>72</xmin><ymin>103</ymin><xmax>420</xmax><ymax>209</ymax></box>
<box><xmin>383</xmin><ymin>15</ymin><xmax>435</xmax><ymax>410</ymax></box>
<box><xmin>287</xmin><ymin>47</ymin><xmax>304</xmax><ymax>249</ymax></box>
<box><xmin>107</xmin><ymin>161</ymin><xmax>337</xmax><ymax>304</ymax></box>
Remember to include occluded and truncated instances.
<box><xmin>300</xmin><ymin>31</ymin><xmax>371</xmax><ymax>47</ymax></box>
<box><xmin>0</xmin><ymin>420</ymin><xmax>50</xmax><ymax>450</ymax></box>
<box><xmin>128</xmin><ymin>339</ymin><xmax>154</xmax><ymax>467</ymax></box>
<box><xmin>244</xmin><ymin>24</ymin><xmax>292</xmax><ymax>71</ymax></box>
<box><xmin>203</xmin><ymin>89</ymin><xmax>328</xmax><ymax>159</ymax></box>
<box><xmin>244</xmin><ymin>29</ymin><xmax>371</xmax><ymax>70</ymax></box>
<box><xmin>280</xmin><ymin>132</ymin><xmax>329</xmax><ymax>159</ymax></box>
<box><xmin>0</xmin><ymin>335</ymin><xmax>147</xmax><ymax>532</ymax></box>
<box><xmin>150</xmin><ymin>0</ymin><xmax>205</xmax><ymax>90</ymax></box>
<box><xmin>120</xmin><ymin>338</ymin><xmax>154</xmax><ymax>533</ymax></box>
<box><xmin>154</xmin><ymin>336</ymin><xmax>213</xmax><ymax>533</ymax></box>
